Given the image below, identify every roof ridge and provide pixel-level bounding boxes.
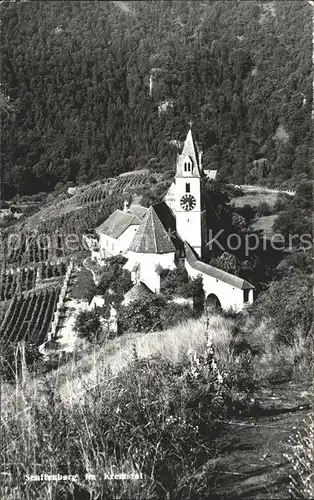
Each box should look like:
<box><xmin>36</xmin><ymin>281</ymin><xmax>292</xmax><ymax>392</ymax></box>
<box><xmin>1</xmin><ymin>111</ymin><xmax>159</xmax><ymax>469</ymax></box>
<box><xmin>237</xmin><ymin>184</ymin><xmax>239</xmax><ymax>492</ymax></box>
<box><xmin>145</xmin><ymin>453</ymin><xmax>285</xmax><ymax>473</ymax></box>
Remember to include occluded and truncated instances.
<box><xmin>151</xmin><ymin>207</ymin><xmax>158</xmax><ymax>252</ymax></box>
<box><xmin>128</xmin><ymin>205</ymin><xmax>175</xmax><ymax>253</ymax></box>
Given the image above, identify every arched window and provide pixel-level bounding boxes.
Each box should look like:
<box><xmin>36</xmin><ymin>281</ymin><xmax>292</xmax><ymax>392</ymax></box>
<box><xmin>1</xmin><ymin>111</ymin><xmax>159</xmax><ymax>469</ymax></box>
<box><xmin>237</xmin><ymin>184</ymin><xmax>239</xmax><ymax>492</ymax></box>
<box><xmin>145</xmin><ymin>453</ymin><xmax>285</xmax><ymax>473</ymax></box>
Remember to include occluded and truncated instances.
<box><xmin>184</xmin><ymin>158</ymin><xmax>192</xmax><ymax>173</ymax></box>
<box><xmin>186</xmin><ymin>183</ymin><xmax>190</xmax><ymax>193</ymax></box>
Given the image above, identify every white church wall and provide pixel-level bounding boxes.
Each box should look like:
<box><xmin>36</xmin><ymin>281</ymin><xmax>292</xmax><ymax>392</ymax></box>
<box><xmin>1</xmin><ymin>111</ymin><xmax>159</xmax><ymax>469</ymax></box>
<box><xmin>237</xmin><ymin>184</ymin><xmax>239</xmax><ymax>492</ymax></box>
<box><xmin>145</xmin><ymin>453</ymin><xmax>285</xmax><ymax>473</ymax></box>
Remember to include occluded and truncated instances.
<box><xmin>185</xmin><ymin>259</ymin><xmax>249</xmax><ymax>312</ymax></box>
<box><xmin>118</xmin><ymin>225</ymin><xmax>139</xmax><ymax>253</ymax></box>
<box><xmin>124</xmin><ymin>251</ymin><xmax>176</xmax><ymax>293</ymax></box>
<box><xmin>99</xmin><ymin>225</ymin><xmax>139</xmax><ymax>260</ymax></box>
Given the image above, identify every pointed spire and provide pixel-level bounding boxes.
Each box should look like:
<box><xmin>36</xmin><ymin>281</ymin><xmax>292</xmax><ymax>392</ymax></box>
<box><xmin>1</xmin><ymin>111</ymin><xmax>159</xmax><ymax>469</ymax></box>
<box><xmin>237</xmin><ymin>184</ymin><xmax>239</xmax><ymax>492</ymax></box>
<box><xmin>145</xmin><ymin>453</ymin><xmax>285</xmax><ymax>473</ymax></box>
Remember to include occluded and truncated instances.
<box><xmin>175</xmin><ymin>127</ymin><xmax>204</xmax><ymax>177</ymax></box>
<box><xmin>181</xmin><ymin>128</ymin><xmax>199</xmax><ymax>168</ymax></box>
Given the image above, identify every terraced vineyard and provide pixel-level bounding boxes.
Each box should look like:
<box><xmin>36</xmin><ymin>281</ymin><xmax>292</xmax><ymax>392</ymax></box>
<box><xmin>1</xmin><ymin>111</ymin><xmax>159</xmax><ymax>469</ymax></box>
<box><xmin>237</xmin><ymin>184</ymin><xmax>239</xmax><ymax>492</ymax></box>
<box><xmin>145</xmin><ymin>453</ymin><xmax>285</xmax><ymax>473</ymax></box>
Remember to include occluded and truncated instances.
<box><xmin>39</xmin><ymin>195</ymin><xmax>125</xmax><ymax>237</ymax></box>
<box><xmin>0</xmin><ymin>261</ymin><xmax>67</xmax><ymax>301</ymax></box>
<box><xmin>0</xmin><ymin>267</ymin><xmax>37</xmax><ymax>301</ymax></box>
<box><xmin>114</xmin><ymin>170</ymin><xmax>151</xmax><ymax>193</ymax></box>
<box><xmin>0</xmin><ymin>287</ymin><xmax>60</xmax><ymax>346</ymax></box>
<box><xmin>38</xmin><ymin>260</ymin><xmax>67</xmax><ymax>280</ymax></box>
<box><xmin>3</xmin><ymin>232</ymin><xmax>66</xmax><ymax>266</ymax></box>
<box><xmin>76</xmin><ymin>171</ymin><xmax>151</xmax><ymax>205</ymax></box>
<box><xmin>78</xmin><ymin>182</ymin><xmax>114</xmax><ymax>205</ymax></box>
<box><xmin>1</xmin><ymin>172</ymin><xmax>153</xmax><ymax>269</ymax></box>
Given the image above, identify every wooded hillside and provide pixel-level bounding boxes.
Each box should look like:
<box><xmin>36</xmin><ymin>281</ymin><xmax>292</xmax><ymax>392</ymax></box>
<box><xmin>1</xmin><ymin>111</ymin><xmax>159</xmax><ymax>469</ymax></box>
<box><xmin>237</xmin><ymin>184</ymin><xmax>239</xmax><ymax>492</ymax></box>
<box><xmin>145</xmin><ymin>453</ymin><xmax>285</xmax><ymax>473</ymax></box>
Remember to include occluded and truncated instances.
<box><xmin>1</xmin><ymin>0</ymin><xmax>312</xmax><ymax>197</ymax></box>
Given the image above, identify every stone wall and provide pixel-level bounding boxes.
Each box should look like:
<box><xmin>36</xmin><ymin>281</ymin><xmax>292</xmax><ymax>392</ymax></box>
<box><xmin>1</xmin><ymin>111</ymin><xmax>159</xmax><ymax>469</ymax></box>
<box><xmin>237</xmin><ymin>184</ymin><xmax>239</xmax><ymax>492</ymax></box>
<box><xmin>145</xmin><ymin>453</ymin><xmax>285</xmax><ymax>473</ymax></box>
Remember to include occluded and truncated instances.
<box><xmin>47</xmin><ymin>261</ymin><xmax>74</xmax><ymax>341</ymax></box>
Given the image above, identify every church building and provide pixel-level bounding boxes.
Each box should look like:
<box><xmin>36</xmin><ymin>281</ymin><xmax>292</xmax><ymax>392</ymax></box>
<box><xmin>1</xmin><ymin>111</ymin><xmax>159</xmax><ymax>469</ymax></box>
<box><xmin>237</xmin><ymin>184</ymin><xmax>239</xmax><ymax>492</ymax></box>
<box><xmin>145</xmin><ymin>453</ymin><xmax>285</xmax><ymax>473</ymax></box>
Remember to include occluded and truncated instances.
<box><xmin>90</xmin><ymin>127</ymin><xmax>254</xmax><ymax>311</ymax></box>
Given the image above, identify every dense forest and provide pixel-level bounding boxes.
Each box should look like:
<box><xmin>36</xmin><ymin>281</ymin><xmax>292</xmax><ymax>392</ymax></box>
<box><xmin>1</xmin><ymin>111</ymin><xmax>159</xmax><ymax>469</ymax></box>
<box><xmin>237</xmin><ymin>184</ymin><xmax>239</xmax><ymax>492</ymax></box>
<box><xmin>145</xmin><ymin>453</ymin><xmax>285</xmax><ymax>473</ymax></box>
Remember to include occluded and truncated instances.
<box><xmin>1</xmin><ymin>0</ymin><xmax>312</xmax><ymax>198</ymax></box>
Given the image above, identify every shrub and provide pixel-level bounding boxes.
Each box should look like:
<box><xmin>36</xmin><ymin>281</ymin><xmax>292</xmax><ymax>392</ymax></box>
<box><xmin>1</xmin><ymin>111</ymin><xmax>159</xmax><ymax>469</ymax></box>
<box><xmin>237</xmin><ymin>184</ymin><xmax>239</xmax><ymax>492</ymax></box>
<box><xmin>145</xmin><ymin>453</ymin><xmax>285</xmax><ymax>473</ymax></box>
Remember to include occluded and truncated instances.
<box><xmin>256</xmin><ymin>200</ymin><xmax>271</xmax><ymax>216</ymax></box>
<box><xmin>160</xmin><ymin>302</ymin><xmax>195</xmax><ymax>328</ymax></box>
<box><xmin>71</xmin><ymin>268</ymin><xmax>96</xmax><ymax>302</ymax></box>
<box><xmin>245</xmin><ymin>317</ymin><xmax>312</xmax><ymax>385</ymax></box>
<box><xmin>74</xmin><ymin>310</ymin><xmax>101</xmax><ymax>341</ymax></box>
<box><xmin>253</xmin><ymin>275</ymin><xmax>312</xmax><ymax>344</ymax></box>
<box><xmin>119</xmin><ymin>295</ymin><xmax>166</xmax><ymax>333</ymax></box>
<box><xmin>275</xmin><ymin>252</ymin><xmax>312</xmax><ymax>278</ymax></box>
<box><xmin>273</xmin><ymin>194</ymin><xmax>288</xmax><ymax>212</ymax></box>
<box><xmin>159</xmin><ymin>267</ymin><xmax>204</xmax><ymax>303</ymax></box>
<box><xmin>236</xmin><ymin>204</ymin><xmax>256</xmax><ymax>222</ymax></box>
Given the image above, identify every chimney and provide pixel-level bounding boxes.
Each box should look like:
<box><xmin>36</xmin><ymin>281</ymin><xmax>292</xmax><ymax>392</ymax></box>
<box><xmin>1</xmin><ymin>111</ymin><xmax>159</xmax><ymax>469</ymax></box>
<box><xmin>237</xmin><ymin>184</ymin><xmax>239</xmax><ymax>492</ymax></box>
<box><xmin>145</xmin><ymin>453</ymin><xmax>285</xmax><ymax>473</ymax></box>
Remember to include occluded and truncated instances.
<box><xmin>123</xmin><ymin>200</ymin><xmax>130</xmax><ymax>213</ymax></box>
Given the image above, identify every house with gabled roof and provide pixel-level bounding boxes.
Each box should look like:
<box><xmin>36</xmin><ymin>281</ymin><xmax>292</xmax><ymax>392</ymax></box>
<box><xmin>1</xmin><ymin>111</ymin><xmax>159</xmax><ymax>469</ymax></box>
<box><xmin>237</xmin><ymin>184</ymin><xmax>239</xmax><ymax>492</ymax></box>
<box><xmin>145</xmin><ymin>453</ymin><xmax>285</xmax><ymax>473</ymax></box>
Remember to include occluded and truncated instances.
<box><xmin>94</xmin><ymin>201</ymin><xmax>148</xmax><ymax>261</ymax></box>
<box><xmin>90</xmin><ymin>126</ymin><xmax>254</xmax><ymax>311</ymax></box>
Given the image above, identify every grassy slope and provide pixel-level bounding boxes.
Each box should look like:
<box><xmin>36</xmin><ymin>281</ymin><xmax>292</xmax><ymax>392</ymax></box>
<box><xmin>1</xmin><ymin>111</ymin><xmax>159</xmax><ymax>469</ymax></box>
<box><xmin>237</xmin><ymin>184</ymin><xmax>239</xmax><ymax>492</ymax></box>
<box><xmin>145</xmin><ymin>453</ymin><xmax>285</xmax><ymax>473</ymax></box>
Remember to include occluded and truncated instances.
<box><xmin>2</xmin><ymin>313</ymin><xmax>312</xmax><ymax>499</ymax></box>
<box><xmin>230</xmin><ymin>192</ymin><xmax>279</xmax><ymax>209</ymax></box>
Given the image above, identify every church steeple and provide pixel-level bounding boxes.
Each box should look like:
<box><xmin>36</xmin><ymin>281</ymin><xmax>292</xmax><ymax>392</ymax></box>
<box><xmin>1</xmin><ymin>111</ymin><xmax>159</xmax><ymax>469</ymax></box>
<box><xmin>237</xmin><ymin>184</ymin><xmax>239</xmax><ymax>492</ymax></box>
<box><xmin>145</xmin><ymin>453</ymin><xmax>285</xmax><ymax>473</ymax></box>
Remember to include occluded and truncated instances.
<box><xmin>176</xmin><ymin>127</ymin><xmax>203</xmax><ymax>178</ymax></box>
<box><xmin>172</xmin><ymin>127</ymin><xmax>207</xmax><ymax>259</ymax></box>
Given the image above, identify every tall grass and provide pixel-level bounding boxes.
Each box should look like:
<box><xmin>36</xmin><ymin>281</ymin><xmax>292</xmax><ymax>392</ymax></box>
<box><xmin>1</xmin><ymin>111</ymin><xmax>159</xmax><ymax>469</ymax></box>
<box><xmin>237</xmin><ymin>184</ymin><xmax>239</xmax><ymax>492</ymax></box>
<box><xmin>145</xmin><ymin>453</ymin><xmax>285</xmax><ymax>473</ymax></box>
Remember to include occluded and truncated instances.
<box><xmin>284</xmin><ymin>415</ymin><xmax>314</xmax><ymax>499</ymax></box>
<box><xmin>1</xmin><ymin>313</ymin><xmax>311</xmax><ymax>499</ymax></box>
<box><xmin>0</xmin><ymin>315</ymin><xmax>247</xmax><ymax>499</ymax></box>
<box><xmin>246</xmin><ymin>319</ymin><xmax>312</xmax><ymax>384</ymax></box>
<box><xmin>59</xmin><ymin>315</ymin><xmax>236</xmax><ymax>403</ymax></box>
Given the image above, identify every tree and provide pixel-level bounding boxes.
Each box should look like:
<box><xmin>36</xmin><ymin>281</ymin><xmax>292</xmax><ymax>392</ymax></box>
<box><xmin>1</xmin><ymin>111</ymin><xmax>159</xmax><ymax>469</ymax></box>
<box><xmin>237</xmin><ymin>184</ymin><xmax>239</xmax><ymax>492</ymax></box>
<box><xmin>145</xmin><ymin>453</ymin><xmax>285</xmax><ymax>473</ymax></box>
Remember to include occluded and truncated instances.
<box><xmin>292</xmin><ymin>182</ymin><xmax>312</xmax><ymax>210</ymax></box>
<box><xmin>97</xmin><ymin>255</ymin><xmax>133</xmax><ymax>305</ymax></box>
<box><xmin>231</xmin><ymin>212</ymin><xmax>247</xmax><ymax>233</ymax></box>
<box><xmin>74</xmin><ymin>310</ymin><xmax>101</xmax><ymax>341</ymax></box>
<box><xmin>273</xmin><ymin>208</ymin><xmax>312</xmax><ymax>247</ymax></box>
<box><xmin>211</xmin><ymin>252</ymin><xmax>240</xmax><ymax>276</ymax></box>
<box><xmin>1</xmin><ymin>1</ymin><xmax>311</xmax><ymax>197</ymax></box>
<box><xmin>254</xmin><ymin>275</ymin><xmax>312</xmax><ymax>343</ymax></box>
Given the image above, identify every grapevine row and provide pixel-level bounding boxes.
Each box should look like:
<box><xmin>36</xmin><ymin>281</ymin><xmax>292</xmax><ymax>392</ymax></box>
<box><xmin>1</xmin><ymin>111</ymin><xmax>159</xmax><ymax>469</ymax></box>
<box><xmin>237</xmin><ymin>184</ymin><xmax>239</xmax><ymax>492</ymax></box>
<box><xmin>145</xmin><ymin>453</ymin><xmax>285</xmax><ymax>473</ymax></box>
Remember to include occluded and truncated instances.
<box><xmin>0</xmin><ymin>262</ymin><xmax>67</xmax><ymax>301</ymax></box>
<box><xmin>3</xmin><ymin>232</ymin><xmax>65</xmax><ymax>266</ymax></box>
<box><xmin>0</xmin><ymin>287</ymin><xmax>60</xmax><ymax>346</ymax></box>
<box><xmin>0</xmin><ymin>267</ymin><xmax>36</xmax><ymax>301</ymax></box>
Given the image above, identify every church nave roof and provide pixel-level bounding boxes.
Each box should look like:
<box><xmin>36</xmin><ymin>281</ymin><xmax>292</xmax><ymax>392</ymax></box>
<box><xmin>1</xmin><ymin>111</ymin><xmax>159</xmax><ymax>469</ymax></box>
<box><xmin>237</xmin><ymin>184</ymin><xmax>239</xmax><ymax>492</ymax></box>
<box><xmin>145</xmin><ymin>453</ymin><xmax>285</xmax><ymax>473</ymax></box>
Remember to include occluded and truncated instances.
<box><xmin>128</xmin><ymin>206</ymin><xmax>176</xmax><ymax>254</ymax></box>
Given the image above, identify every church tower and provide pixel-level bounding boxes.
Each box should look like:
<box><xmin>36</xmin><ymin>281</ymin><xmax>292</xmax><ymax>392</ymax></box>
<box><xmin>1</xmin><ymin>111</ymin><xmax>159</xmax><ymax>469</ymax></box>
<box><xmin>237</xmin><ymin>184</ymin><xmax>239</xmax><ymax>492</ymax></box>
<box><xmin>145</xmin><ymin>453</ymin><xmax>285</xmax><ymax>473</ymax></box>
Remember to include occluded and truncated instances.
<box><xmin>174</xmin><ymin>127</ymin><xmax>207</xmax><ymax>258</ymax></box>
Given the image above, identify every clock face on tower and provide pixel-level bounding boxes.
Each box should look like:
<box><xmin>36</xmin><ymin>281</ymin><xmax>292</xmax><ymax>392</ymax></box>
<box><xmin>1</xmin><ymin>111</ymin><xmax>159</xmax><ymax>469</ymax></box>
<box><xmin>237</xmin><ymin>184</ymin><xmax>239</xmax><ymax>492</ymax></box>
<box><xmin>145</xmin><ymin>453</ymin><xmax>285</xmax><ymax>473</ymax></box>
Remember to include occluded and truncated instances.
<box><xmin>180</xmin><ymin>194</ymin><xmax>196</xmax><ymax>211</ymax></box>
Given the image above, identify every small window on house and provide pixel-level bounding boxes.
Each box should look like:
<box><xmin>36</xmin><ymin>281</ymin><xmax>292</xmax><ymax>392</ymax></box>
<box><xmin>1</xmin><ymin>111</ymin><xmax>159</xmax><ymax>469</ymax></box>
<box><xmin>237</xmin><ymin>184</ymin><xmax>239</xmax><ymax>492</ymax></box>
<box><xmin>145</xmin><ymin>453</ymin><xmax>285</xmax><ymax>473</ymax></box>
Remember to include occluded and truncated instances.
<box><xmin>186</xmin><ymin>183</ymin><xmax>190</xmax><ymax>193</ymax></box>
<box><xmin>184</xmin><ymin>162</ymin><xmax>187</xmax><ymax>172</ymax></box>
<box><xmin>244</xmin><ymin>289</ymin><xmax>249</xmax><ymax>303</ymax></box>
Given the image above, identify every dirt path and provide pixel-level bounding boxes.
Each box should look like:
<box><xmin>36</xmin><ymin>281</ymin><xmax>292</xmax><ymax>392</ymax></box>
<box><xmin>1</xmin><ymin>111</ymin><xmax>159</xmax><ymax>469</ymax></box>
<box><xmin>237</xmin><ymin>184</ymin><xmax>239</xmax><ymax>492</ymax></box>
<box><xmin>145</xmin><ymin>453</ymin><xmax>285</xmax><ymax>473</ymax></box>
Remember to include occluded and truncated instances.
<box><xmin>55</xmin><ymin>298</ymin><xmax>88</xmax><ymax>352</ymax></box>
<box><xmin>54</xmin><ymin>266</ymin><xmax>90</xmax><ymax>352</ymax></box>
<box><xmin>83</xmin><ymin>257</ymin><xmax>101</xmax><ymax>285</ymax></box>
<box><xmin>238</xmin><ymin>185</ymin><xmax>295</xmax><ymax>196</ymax></box>
<box><xmin>212</xmin><ymin>381</ymin><xmax>312</xmax><ymax>499</ymax></box>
